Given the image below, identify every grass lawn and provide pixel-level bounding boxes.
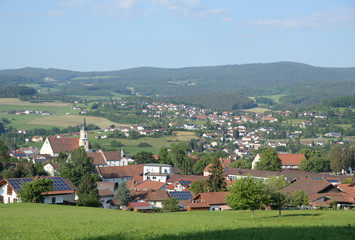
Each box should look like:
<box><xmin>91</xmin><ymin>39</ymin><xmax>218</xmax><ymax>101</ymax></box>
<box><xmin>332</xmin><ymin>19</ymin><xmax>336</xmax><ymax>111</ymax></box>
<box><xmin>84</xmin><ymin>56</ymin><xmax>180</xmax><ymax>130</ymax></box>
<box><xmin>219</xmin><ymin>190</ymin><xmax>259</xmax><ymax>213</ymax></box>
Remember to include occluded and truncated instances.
<box><xmin>0</xmin><ymin>204</ymin><xmax>354</xmax><ymax>240</ymax></box>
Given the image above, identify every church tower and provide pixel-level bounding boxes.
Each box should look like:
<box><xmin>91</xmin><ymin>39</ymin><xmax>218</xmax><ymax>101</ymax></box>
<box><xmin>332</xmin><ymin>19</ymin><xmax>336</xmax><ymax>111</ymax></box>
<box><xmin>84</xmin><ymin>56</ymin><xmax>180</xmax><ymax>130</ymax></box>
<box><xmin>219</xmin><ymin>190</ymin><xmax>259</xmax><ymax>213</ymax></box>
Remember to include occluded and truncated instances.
<box><xmin>79</xmin><ymin>118</ymin><xmax>90</xmax><ymax>152</ymax></box>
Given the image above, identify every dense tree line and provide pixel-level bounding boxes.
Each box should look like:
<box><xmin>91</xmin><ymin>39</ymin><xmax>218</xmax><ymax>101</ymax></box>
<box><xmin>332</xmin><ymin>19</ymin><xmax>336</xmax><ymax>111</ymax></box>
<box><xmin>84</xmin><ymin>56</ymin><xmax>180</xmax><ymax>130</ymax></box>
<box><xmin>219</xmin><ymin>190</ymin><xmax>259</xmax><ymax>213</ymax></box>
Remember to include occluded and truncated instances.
<box><xmin>0</xmin><ymin>86</ymin><xmax>36</xmax><ymax>98</ymax></box>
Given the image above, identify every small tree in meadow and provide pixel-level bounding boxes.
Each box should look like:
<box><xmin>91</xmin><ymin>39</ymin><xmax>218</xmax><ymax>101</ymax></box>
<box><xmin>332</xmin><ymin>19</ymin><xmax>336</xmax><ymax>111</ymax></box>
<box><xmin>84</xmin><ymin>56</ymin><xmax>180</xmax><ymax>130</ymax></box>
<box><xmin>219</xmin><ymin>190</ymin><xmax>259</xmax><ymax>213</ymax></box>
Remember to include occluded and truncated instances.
<box><xmin>227</xmin><ymin>175</ymin><xmax>269</xmax><ymax>218</ymax></box>
<box><xmin>163</xmin><ymin>197</ymin><xmax>179</xmax><ymax>212</ymax></box>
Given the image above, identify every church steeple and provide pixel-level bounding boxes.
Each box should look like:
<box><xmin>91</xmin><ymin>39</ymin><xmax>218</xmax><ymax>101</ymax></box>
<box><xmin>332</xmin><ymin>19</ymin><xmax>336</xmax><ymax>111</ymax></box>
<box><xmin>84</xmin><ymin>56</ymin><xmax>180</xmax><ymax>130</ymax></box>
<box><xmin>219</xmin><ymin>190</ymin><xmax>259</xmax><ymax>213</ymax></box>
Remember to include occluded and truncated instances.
<box><xmin>79</xmin><ymin>118</ymin><xmax>90</xmax><ymax>152</ymax></box>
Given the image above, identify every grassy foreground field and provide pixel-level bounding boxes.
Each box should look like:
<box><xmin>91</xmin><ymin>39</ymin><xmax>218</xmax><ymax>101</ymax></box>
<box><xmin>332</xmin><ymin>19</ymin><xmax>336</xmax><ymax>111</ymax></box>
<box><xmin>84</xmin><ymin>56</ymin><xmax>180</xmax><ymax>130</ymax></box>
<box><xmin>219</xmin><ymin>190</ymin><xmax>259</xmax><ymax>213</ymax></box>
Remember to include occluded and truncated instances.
<box><xmin>1</xmin><ymin>204</ymin><xmax>354</xmax><ymax>240</ymax></box>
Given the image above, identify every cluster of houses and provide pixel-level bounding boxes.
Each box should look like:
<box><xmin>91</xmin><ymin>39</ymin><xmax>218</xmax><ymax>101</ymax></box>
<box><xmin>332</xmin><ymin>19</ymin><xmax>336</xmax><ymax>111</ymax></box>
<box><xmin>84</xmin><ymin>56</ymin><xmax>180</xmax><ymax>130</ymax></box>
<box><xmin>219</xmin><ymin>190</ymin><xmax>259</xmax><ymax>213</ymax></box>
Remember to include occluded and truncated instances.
<box><xmin>8</xmin><ymin>110</ymin><xmax>52</xmax><ymax>116</ymax></box>
<box><xmin>1</xmin><ymin>118</ymin><xmax>354</xmax><ymax>211</ymax></box>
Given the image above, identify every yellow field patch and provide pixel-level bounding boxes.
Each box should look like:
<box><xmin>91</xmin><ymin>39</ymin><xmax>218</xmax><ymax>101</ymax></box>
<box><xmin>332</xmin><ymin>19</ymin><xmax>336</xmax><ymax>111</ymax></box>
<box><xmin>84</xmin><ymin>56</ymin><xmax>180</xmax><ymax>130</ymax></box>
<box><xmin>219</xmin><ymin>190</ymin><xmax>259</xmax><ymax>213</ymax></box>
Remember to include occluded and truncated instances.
<box><xmin>0</xmin><ymin>98</ymin><xmax>68</xmax><ymax>107</ymax></box>
<box><xmin>164</xmin><ymin>131</ymin><xmax>198</xmax><ymax>141</ymax></box>
<box><xmin>26</xmin><ymin>115</ymin><xmax>118</xmax><ymax>129</ymax></box>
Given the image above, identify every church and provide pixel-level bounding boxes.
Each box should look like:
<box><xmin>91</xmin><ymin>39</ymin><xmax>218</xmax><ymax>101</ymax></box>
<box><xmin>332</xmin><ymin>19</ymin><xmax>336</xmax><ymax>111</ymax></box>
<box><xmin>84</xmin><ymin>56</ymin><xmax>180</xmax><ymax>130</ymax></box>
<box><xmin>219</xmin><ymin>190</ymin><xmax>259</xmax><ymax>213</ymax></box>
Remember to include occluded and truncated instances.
<box><xmin>40</xmin><ymin>119</ymin><xmax>92</xmax><ymax>157</ymax></box>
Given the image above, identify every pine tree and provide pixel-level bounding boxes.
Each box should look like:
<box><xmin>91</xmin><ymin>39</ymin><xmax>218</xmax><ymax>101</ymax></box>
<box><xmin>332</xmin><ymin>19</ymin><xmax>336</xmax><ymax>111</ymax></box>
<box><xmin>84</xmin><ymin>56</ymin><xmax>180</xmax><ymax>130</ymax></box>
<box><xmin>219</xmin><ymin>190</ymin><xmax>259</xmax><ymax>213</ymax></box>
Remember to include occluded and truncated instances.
<box><xmin>343</xmin><ymin>145</ymin><xmax>351</xmax><ymax>171</ymax></box>
<box><xmin>77</xmin><ymin>173</ymin><xmax>101</xmax><ymax>207</ymax></box>
<box><xmin>115</xmin><ymin>181</ymin><xmax>131</xmax><ymax>206</ymax></box>
<box><xmin>206</xmin><ymin>156</ymin><xmax>226</xmax><ymax>192</ymax></box>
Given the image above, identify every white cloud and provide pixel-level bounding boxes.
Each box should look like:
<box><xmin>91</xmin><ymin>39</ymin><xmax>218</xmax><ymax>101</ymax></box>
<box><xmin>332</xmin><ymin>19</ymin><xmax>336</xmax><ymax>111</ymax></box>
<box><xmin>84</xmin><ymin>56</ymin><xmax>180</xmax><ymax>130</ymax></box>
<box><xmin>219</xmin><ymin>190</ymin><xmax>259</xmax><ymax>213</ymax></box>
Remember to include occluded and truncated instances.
<box><xmin>47</xmin><ymin>9</ymin><xmax>66</xmax><ymax>17</ymax></box>
<box><xmin>243</xmin><ymin>7</ymin><xmax>355</xmax><ymax>29</ymax></box>
<box><xmin>55</xmin><ymin>0</ymin><xmax>228</xmax><ymax>18</ymax></box>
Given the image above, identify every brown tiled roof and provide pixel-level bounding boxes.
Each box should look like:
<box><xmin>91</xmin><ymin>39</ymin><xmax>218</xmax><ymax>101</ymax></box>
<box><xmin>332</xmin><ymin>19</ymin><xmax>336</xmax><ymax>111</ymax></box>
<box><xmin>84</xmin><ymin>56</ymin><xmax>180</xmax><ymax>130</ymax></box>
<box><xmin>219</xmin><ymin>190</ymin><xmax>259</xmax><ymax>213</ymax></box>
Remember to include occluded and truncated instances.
<box><xmin>278</xmin><ymin>154</ymin><xmax>306</xmax><ymax>166</ymax></box>
<box><xmin>96</xmin><ymin>181</ymin><xmax>116</xmax><ymax>191</ymax></box>
<box><xmin>98</xmin><ymin>189</ymin><xmax>114</xmax><ymax>197</ymax></box>
<box><xmin>337</xmin><ymin>183</ymin><xmax>355</xmax><ymax>198</ymax></box>
<box><xmin>280</xmin><ymin>179</ymin><xmax>336</xmax><ymax>197</ymax></box>
<box><xmin>186</xmin><ymin>202</ymin><xmax>210</xmax><ymax>208</ymax></box>
<box><xmin>132</xmin><ymin>190</ymin><xmax>170</xmax><ymax>201</ymax></box>
<box><xmin>104</xmin><ymin>151</ymin><xmax>122</xmax><ymax>161</ymax></box>
<box><xmin>48</xmin><ymin>136</ymin><xmax>79</xmax><ymax>154</ymax></box>
<box><xmin>98</xmin><ymin>165</ymin><xmax>144</xmax><ymax>179</ymax></box>
<box><xmin>88</xmin><ymin>152</ymin><xmax>106</xmax><ymax>165</ymax></box>
<box><xmin>135</xmin><ymin>180</ymin><xmax>166</xmax><ymax>191</ymax></box>
<box><xmin>194</xmin><ymin>192</ymin><xmax>229</xmax><ymax>205</ymax></box>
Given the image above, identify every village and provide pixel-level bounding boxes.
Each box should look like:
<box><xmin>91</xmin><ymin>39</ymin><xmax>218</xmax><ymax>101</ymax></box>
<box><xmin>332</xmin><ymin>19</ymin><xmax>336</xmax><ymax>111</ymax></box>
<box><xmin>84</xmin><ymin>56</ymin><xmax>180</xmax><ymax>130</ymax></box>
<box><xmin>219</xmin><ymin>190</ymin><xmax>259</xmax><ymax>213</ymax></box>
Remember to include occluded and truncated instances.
<box><xmin>1</xmin><ymin>110</ymin><xmax>354</xmax><ymax>212</ymax></box>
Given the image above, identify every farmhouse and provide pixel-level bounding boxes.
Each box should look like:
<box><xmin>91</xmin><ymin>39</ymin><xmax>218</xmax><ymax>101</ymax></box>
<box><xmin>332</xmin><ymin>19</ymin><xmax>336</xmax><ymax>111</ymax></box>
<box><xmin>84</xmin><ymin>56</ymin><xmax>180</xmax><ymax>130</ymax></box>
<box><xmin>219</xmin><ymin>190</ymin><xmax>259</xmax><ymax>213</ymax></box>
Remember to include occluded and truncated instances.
<box><xmin>40</xmin><ymin>119</ymin><xmax>92</xmax><ymax>157</ymax></box>
<box><xmin>0</xmin><ymin>176</ymin><xmax>76</xmax><ymax>204</ymax></box>
<box><xmin>280</xmin><ymin>179</ymin><xmax>355</xmax><ymax>209</ymax></box>
<box><xmin>187</xmin><ymin>192</ymin><xmax>231</xmax><ymax>211</ymax></box>
<box><xmin>96</xmin><ymin>164</ymin><xmax>144</xmax><ymax>183</ymax></box>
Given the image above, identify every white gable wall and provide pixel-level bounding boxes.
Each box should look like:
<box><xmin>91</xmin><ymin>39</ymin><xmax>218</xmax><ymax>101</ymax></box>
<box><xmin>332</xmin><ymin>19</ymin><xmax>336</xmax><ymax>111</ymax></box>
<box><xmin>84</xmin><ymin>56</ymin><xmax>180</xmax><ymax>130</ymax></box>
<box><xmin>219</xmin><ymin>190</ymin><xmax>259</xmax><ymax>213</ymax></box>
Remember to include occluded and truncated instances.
<box><xmin>40</xmin><ymin>138</ymin><xmax>54</xmax><ymax>156</ymax></box>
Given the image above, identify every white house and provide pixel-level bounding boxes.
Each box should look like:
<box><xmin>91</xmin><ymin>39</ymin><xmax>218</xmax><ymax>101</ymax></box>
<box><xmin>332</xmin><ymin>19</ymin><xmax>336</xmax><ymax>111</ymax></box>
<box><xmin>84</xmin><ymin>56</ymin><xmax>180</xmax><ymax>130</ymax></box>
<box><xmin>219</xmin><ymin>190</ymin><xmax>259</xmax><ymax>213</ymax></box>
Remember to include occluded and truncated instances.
<box><xmin>0</xmin><ymin>177</ymin><xmax>76</xmax><ymax>204</ymax></box>
<box><xmin>143</xmin><ymin>163</ymin><xmax>172</xmax><ymax>182</ymax></box>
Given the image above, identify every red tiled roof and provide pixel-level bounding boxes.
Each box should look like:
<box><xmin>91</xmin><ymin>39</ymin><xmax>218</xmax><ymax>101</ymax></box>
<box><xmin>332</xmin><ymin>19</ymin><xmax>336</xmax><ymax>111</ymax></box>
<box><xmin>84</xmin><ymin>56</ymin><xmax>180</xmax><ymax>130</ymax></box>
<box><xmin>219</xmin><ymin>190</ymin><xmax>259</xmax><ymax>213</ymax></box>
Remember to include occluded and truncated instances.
<box><xmin>337</xmin><ymin>183</ymin><xmax>355</xmax><ymax>198</ymax></box>
<box><xmin>278</xmin><ymin>154</ymin><xmax>306</xmax><ymax>166</ymax></box>
<box><xmin>48</xmin><ymin>136</ymin><xmax>79</xmax><ymax>154</ymax></box>
<box><xmin>135</xmin><ymin>180</ymin><xmax>166</xmax><ymax>191</ymax></box>
<box><xmin>97</xmin><ymin>165</ymin><xmax>144</xmax><ymax>179</ymax></box>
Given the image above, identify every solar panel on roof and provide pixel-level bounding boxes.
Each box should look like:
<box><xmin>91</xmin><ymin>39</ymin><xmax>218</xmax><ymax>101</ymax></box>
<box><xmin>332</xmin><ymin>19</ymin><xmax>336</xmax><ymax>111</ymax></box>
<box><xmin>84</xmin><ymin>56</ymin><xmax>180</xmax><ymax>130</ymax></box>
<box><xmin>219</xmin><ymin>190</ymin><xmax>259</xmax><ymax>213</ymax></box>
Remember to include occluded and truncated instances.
<box><xmin>326</xmin><ymin>179</ymin><xmax>339</xmax><ymax>183</ymax></box>
<box><xmin>169</xmin><ymin>191</ymin><xmax>193</xmax><ymax>200</ymax></box>
<box><xmin>178</xmin><ymin>180</ymin><xmax>192</xmax><ymax>186</ymax></box>
<box><xmin>7</xmin><ymin>177</ymin><xmax>72</xmax><ymax>192</ymax></box>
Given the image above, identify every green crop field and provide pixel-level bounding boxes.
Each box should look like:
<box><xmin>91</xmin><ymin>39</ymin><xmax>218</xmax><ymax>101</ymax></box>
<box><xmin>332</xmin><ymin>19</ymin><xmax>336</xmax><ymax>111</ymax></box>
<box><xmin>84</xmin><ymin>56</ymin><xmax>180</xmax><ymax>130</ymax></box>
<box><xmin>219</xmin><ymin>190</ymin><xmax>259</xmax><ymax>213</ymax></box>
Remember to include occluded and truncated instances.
<box><xmin>0</xmin><ymin>204</ymin><xmax>354</xmax><ymax>240</ymax></box>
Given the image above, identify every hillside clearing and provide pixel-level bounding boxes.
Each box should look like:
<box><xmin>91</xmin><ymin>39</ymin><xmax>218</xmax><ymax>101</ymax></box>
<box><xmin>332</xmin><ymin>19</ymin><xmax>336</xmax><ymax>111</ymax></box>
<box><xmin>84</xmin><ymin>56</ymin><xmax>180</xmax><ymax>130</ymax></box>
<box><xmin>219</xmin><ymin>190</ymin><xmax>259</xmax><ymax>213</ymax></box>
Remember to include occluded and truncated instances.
<box><xmin>26</xmin><ymin>115</ymin><xmax>116</xmax><ymax>129</ymax></box>
<box><xmin>0</xmin><ymin>98</ymin><xmax>68</xmax><ymax>107</ymax></box>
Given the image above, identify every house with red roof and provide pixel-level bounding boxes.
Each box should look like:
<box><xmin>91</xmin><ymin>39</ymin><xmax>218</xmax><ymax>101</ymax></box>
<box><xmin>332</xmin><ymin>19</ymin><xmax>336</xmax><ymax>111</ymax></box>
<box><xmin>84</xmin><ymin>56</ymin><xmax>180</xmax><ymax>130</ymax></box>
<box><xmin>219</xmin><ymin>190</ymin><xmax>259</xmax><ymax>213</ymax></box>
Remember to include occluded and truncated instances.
<box><xmin>134</xmin><ymin>180</ymin><xmax>166</xmax><ymax>191</ymax></box>
<box><xmin>252</xmin><ymin>153</ymin><xmax>306</xmax><ymax>169</ymax></box>
<box><xmin>187</xmin><ymin>192</ymin><xmax>231</xmax><ymax>211</ymax></box>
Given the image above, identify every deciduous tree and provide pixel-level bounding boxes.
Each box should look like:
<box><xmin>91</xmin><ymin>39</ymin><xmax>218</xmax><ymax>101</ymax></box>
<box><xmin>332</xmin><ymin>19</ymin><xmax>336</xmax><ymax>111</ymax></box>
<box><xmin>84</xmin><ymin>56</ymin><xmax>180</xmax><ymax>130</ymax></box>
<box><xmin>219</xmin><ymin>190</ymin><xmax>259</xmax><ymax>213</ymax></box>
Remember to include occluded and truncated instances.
<box><xmin>18</xmin><ymin>178</ymin><xmax>53</xmax><ymax>203</ymax></box>
<box><xmin>255</xmin><ymin>148</ymin><xmax>281</xmax><ymax>171</ymax></box>
<box><xmin>227</xmin><ymin>175</ymin><xmax>269</xmax><ymax>218</ymax></box>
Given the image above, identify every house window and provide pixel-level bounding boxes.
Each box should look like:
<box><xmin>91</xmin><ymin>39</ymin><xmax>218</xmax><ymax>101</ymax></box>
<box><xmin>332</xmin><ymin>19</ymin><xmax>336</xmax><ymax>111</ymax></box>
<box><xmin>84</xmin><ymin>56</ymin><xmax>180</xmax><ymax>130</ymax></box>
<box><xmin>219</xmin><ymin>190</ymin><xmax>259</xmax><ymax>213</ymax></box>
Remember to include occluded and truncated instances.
<box><xmin>152</xmin><ymin>176</ymin><xmax>156</xmax><ymax>180</ymax></box>
<box><xmin>7</xmin><ymin>185</ymin><xmax>12</xmax><ymax>195</ymax></box>
<box><xmin>52</xmin><ymin>197</ymin><xmax>56</xmax><ymax>204</ymax></box>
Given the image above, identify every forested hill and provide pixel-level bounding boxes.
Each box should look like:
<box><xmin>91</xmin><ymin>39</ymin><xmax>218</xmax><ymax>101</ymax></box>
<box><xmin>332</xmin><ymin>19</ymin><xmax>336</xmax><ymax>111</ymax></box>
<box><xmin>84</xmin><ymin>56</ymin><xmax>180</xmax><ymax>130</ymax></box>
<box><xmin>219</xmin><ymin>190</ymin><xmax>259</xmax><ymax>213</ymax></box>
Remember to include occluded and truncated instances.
<box><xmin>1</xmin><ymin>62</ymin><xmax>355</xmax><ymax>88</ymax></box>
<box><xmin>1</xmin><ymin>62</ymin><xmax>355</xmax><ymax>107</ymax></box>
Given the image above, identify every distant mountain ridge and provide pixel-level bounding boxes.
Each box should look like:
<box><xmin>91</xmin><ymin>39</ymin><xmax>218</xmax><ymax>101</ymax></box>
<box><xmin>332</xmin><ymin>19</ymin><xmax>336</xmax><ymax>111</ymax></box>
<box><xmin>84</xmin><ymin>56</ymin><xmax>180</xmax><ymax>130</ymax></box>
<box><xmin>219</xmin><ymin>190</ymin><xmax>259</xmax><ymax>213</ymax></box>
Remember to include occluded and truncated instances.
<box><xmin>1</xmin><ymin>62</ymin><xmax>355</xmax><ymax>108</ymax></box>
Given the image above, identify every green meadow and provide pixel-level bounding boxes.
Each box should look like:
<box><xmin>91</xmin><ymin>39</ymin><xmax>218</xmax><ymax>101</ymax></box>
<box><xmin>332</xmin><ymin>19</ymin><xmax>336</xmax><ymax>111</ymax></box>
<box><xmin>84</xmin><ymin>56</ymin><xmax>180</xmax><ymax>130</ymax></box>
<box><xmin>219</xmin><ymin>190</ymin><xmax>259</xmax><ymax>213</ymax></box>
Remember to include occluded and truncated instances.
<box><xmin>0</xmin><ymin>204</ymin><xmax>354</xmax><ymax>240</ymax></box>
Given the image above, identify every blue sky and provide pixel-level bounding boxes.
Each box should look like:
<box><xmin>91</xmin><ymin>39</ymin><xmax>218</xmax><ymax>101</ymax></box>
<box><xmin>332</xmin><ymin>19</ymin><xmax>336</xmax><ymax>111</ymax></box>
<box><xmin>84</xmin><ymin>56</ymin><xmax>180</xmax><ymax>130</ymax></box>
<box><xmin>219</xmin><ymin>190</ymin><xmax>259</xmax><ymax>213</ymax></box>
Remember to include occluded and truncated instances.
<box><xmin>1</xmin><ymin>0</ymin><xmax>354</xmax><ymax>71</ymax></box>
